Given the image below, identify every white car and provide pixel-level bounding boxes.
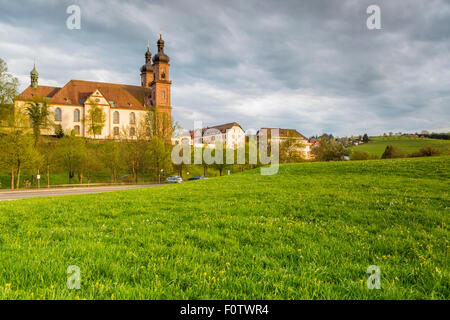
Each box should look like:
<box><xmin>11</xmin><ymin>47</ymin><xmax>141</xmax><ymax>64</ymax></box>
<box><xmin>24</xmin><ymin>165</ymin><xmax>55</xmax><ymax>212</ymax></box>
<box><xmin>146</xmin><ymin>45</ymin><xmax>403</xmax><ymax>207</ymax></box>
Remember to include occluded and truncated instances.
<box><xmin>166</xmin><ymin>176</ymin><xmax>183</xmax><ymax>184</ymax></box>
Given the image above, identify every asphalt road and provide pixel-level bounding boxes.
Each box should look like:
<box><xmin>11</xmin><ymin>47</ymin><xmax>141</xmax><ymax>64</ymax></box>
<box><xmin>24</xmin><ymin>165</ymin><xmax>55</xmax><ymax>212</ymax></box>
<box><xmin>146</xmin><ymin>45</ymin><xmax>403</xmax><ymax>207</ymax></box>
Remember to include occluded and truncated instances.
<box><xmin>0</xmin><ymin>184</ymin><xmax>159</xmax><ymax>201</ymax></box>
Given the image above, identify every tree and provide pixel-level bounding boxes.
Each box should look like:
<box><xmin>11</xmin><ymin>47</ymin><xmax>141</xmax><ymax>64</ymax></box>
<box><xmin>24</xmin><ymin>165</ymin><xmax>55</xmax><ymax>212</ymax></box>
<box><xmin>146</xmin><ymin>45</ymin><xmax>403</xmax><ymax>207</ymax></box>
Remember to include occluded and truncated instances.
<box><xmin>363</xmin><ymin>133</ymin><xmax>369</xmax><ymax>143</ymax></box>
<box><xmin>84</xmin><ymin>99</ymin><xmax>106</xmax><ymax>139</ymax></box>
<box><xmin>148</xmin><ymin>136</ymin><xmax>172</xmax><ymax>183</ymax></box>
<box><xmin>56</xmin><ymin>134</ymin><xmax>86</xmax><ymax>184</ymax></box>
<box><xmin>120</xmin><ymin>121</ymin><xmax>152</xmax><ymax>183</ymax></box>
<box><xmin>211</xmin><ymin>146</ymin><xmax>229</xmax><ymax>176</ymax></box>
<box><xmin>145</xmin><ymin>107</ymin><xmax>173</xmax><ymax>142</ymax></box>
<box><xmin>0</xmin><ymin>58</ymin><xmax>19</xmax><ymax>126</ymax></box>
<box><xmin>79</xmin><ymin>144</ymin><xmax>102</xmax><ymax>184</ymax></box>
<box><xmin>279</xmin><ymin>130</ymin><xmax>307</xmax><ymax>163</ymax></box>
<box><xmin>381</xmin><ymin>145</ymin><xmax>404</xmax><ymax>159</ymax></box>
<box><xmin>39</xmin><ymin>141</ymin><xmax>58</xmax><ymax>187</ymax></box>
<box><xmin>100</xmin><ymin>139</ymin><xmax>124</xmax><ymax>183</ymax></box>
<box><xmin>0</xmin><ymin>131</ymin><xmax>42</xmax><ymax>189</ymax></box>
<box><xmin>25</xmin><ymin>95</ymin><xmax>53</xmax><ymax>146</ymax></box>
<box><xmin>311</xmin><ymin>135</ymin><xmax>347</xmax><ymax>161</ymax></box>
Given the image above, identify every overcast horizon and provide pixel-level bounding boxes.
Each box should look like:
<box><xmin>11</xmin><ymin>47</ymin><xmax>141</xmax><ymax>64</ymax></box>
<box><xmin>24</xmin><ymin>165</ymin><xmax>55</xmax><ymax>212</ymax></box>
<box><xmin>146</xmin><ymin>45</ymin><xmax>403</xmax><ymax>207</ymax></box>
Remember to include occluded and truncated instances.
<box><xmin>0</xmin><ymin>0</ymin><xmax>449</xmax><ymax>137</ymax></box>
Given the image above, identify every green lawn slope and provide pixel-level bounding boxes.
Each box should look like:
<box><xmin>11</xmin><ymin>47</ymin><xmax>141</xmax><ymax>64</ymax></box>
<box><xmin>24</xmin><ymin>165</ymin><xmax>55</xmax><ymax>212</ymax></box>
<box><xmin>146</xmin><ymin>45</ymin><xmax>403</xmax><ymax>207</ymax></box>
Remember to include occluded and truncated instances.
<box><xmin>0</xmin><ymin>157</ymin><xmax>448</xmax><ymax>299</ymax></box>
<box><xmin>352</xmin><ymin>136</ymin><xmax>450</xmax><ymax>157</ymax></box>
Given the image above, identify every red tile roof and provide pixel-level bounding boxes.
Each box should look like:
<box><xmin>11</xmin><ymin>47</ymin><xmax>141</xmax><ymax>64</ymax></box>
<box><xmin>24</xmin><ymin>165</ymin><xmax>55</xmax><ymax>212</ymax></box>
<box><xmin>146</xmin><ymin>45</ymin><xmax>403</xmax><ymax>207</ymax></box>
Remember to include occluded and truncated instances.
<box><xmin>18</xmin><ymin>80</ymin><xmax>151</xmax><ymax>110</ymax></box>
<box><xmin>18</xmin><ymin>85</ymin><xmax>61</xmax><ymax>100</ymax></box>
<box><xmin>203</xmin><ymin>122</ymin><xmax>243</xmax><ymax>134</ymax></box>
<box><xmin>258</xmin><ymin>128</ymin><xmax>308</xmax><ymax>140</ymax></box>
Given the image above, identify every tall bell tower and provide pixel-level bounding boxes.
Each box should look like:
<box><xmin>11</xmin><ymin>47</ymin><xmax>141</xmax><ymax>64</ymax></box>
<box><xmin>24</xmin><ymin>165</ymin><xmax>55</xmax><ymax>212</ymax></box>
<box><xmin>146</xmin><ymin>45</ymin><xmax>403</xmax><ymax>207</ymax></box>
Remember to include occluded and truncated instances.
<box><xmin>151</xmin><ymin>33</ymin><xmax>172</xmax><ymax>136</ymax></box>
<box><xmin>140</xmin><ymin>41</ymin><xmax>154</xmax><ymax>88</ymax></box>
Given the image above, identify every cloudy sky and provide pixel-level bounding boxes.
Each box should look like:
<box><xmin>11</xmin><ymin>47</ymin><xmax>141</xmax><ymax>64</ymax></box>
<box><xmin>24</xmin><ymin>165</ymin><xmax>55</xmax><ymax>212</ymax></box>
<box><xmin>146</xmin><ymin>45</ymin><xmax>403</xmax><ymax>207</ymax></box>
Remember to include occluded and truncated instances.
<box><xmin>0</xmin><ymin>0</ymin><xmax>449</xmax><ymax>136</ymax></box>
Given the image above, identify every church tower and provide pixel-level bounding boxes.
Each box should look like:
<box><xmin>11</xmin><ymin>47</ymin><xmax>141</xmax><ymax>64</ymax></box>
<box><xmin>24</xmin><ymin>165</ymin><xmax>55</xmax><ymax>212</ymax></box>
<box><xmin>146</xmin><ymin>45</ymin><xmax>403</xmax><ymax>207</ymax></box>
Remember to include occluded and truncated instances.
<box><xmin>151</xmin><ymin>34</ymin><xmax>172</xmax><ymax>136</ymax></box>
<box><xmin>30</xmin><ymin>63</ymin><xmax>39</xmax><ymax>89</ymax></box>
<box><xmin>140</xmin><ymin>41</ymin><xmax>154</xmax><ymax>88</ymax></box>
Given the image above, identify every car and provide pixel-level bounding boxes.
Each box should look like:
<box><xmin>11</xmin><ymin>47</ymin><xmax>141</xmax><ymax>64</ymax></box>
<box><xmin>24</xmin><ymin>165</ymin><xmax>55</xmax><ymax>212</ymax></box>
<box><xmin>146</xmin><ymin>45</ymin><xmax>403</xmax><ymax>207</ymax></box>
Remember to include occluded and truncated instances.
<box><xmin>188</xmin><ymin>176</ymin><xmax>208</xmax><ymax>181</ymax></box>
<box><xmin>166</xmin><ymin>176</ymin><xmax>183</xmax><ymax>184</ymax></box>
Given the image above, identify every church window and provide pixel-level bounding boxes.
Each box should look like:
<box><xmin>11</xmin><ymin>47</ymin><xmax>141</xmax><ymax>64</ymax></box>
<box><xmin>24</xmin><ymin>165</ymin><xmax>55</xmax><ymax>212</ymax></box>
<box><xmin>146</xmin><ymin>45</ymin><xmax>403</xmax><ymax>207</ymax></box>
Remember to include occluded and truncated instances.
<box><xmin>113</xmin><ymin>111</ymin><xmax>120</xmax><ymax>124</ymax></box>
<box><xmin>74</xmin><ymin>125</ymin><xmax>80</xmax><ymax>135</ymax></box>
<box><xmin>162</xmin><ymin>91</ymin><xmax>165</xmax><ymax>99</ymax></box>
<box><xmin>130</xmin><ymin>127</ymin><xmax>136</xmax><ymax>136</ymax></box>
<box><xmin>113</xmin><ymin>127</ymin><xmax>119</xmax><ymax>136</ymax></box>
<box><xmin>130</xmin><ymin>112</ymin><xmax>136</xmax><ymax>124</ymax></box>
<box><xmin>74</xmin><ymin>109</ymin><xmax>80</xmax><ymax>122</ymax></box>
<box><xmin>55</xmin><ymin>108</ymin><xmax>62</xmax><ymax>121</ymax></box>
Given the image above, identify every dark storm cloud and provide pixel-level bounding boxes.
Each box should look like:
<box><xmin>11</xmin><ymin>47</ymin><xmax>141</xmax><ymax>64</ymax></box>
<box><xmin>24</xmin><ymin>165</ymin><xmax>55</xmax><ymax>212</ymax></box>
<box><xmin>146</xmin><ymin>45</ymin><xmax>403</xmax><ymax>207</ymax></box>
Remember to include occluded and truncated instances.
<box><xmin>0</xmin><ymin>0</ymin><xmax>449</xmax><ymax>136</ymax></box>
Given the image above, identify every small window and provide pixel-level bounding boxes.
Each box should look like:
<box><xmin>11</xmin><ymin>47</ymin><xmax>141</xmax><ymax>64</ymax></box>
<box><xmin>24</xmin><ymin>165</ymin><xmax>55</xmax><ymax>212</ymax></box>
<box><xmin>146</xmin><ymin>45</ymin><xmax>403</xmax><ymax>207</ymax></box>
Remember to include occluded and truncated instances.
<box><xmin>55</xmin><ymin>108</ymin><xmax>62</xmax><ymax>121</ymax></box>
<box><xmin>130</xmin><ymin>127</ymin><xmax>136</xmax><ymax>136</ymax></box>
<box><xmin>74</xmin><ymin>125</ymin><xmax>80</xmax><ymax>135</ymax></box>
<box><xmin>129</xmin><ymin>112</ymin><xmax>136</xmax><ymax>124</ymax></box>
<box><xmin>113</xmin><ymin>111</ymin><xmax>120</xmax><ymax>124</ymax></box>
<box><xmin>113</xmin><ymin>127</ymin><xmax>120</xmax><ymax>136</ymax></box>
<box><xmin>74</xmin><ymin>109</ymin><xmax>80</xmax><ymax>122</ymax></box>
<box><xmin>161</xmin><ymin>91</ymin><xmax>165</xmax><ymax>99</ymax></box>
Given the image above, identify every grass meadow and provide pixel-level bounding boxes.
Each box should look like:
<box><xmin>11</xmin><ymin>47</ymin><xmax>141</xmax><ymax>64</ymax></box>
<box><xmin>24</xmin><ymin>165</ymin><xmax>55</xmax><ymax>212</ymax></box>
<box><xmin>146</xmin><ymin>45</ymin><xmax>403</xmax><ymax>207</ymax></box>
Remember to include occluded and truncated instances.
<box><xmin>0</xmin><ymin>156</ymin><xmax>448</xmax><ymax>299</ymax></box>
<box><xmin>352</xmin><ymin>136</ymin><xmax>450</xmax><ymax>157</ymax></box>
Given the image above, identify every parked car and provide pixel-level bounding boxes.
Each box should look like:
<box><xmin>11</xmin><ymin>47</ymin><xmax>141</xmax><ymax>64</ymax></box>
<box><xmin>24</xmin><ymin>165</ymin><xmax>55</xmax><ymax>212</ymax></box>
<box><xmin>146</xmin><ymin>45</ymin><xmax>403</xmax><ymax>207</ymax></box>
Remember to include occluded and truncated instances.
<box><xmin>166</xmin><ymin>176</ymin><xmax>183</xmax><ymax>184</ymax></box>
<box><xmin>188</xmin><ymin>176</ymin><xmax>208</xmax><ymax>181</ymax></box>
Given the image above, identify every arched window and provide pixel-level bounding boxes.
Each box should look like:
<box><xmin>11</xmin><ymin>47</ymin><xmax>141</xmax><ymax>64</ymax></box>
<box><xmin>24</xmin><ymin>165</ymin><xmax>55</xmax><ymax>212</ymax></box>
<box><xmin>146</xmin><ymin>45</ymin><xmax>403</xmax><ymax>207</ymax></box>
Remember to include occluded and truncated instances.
<box><xmin>130</xmin><ymin>127</ymin><xmax>136</xmax><ymax>136</ymax></box>
<box><xmin>129</xmin><ymin>112</ymin><xmax>136</xmax><ymax>124</ymax></box>
<box><xmin>55</xmin><ymin>108</ymin><xmax>62</xmax><ymax>121</ymax></box>
<box><xmin>74</xmin><ymin>125</ymin><xmax>80</xmax><ymax>135</ymax></box>
<box><xmin>74</xmin><ymin>109</ymin><xmax>80</xmax><ymax>122</ymax></box>
<box><xmin>113</xmin><ymin>111</ymin><xmax>120</xmax><ymax>124</ymax></box>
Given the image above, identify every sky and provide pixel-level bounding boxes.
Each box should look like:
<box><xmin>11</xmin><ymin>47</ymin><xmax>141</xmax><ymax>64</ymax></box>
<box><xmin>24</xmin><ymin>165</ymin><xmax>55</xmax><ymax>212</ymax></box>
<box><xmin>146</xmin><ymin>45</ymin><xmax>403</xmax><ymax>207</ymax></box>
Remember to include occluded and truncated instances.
<box><xmin>0</xmin><ymin>0</ymin><xmax>449</xmax><ymax>137</ymax></box>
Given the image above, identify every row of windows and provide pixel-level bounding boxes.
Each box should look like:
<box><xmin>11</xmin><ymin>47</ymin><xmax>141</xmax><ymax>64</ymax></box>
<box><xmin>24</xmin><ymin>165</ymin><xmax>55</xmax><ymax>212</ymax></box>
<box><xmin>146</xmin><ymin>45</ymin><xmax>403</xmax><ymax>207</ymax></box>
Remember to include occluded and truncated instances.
<box><xmin>54</xmin><ymin>108</ymin><xmax>136</xmax><ymax>125</ymax></box>
<box><xmin>113</xmin><ymin>111</ymin><xmax>136</xmax><ymax>125</ymax></box>
<box><xmin>70</xmin><ymin>126</ymin><xmax>136</xmax><ymax>136</ymax></box>
<box><xmin>113</xmin><ymin>127</ymin><xmax>136</xmax><ymax>136</ymax></box>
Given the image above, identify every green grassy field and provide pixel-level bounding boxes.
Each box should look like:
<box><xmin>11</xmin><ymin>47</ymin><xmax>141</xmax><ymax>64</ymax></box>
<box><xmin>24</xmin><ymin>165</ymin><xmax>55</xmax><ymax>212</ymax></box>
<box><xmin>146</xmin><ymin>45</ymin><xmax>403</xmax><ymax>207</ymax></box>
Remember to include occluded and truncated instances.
<box><xmin>0</xmin><ymin>157</ymin><xmax>448</xmax><ymax>299</ymax></box>
<box><xmin>352</xmin><ymin>136</ymin><xmax>450</xmax><ymax>157</ymax></box>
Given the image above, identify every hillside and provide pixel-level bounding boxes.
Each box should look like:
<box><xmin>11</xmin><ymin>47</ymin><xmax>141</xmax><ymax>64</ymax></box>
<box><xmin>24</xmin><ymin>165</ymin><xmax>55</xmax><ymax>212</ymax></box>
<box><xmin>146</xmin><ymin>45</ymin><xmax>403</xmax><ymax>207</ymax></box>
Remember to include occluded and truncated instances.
<box><xmin>352</xmin><ymin>136</ymin><xmax>450</xmax><ymax>157</ymax></box>
<box><xmin>0</xmin><ymin>157</ymin><xmax>448</xmax><ymax>299</ymax></box>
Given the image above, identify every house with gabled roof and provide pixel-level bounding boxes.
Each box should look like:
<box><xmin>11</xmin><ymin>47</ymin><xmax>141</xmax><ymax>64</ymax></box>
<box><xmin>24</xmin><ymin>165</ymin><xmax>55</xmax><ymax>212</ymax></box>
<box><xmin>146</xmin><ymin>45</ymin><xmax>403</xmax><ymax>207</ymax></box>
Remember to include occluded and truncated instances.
<box><xmin>257</xmin><ymin>128</ymin><xmax>312</xmax><ymax>159</ymax></box>
<box><xmin>172</xmin><ymin>122</ymin><xmax>246</xmax><ymax>149</ymax></box>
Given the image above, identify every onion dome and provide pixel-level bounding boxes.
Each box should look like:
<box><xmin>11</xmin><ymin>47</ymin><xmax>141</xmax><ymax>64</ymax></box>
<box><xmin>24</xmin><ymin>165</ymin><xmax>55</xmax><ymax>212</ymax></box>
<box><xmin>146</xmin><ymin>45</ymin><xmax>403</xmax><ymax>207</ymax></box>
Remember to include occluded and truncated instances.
<box><xmin>140</xmin><ymin>44</ymin><xmax>153</xmax><ymax>73</ymax></box>
<box><xmin>30</xmin><ymin>64</ymin><xmax>39</xmax><ymax>77</ymax></box>
<box><xmin>152</xmin><ymin>34</ymin><xmax>170</xmax><ymax>64</ymax></box>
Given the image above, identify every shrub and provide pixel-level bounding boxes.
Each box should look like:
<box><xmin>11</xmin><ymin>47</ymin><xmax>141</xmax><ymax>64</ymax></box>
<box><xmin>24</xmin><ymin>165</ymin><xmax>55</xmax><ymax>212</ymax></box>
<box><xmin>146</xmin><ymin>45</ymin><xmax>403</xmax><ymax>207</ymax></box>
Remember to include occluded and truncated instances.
<box><xmin>409</xmin><ymin>146</ymin><xmax>442</xmax><ymax>157</ymax></box>
<box><xmin>351</xmin><ymin>150</ymin><xmax>378</xmax><ymax>160</ymax></box>
<box><xmin>312</xmin><ymin>137</ymin><xmax>347</xmax><ymax>161</ymax></box>
<box><xmin>381</xmin><ymin>145</ymin><xmax>405</xmax><ymax>159</ymax></box>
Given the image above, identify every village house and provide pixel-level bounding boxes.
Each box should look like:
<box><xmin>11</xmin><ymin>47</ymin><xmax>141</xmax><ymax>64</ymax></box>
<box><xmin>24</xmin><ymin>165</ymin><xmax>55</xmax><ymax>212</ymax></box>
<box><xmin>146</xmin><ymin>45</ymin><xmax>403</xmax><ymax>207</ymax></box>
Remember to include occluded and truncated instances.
<box><xmin>172</xmin><ymin>122</ymin><xmax>246</xmax><ymax>149</ymax></box>
<box><xmin>257</xmin><ymin>128</ymin><xmax>312</xmax><ymax>159</ymax></box>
